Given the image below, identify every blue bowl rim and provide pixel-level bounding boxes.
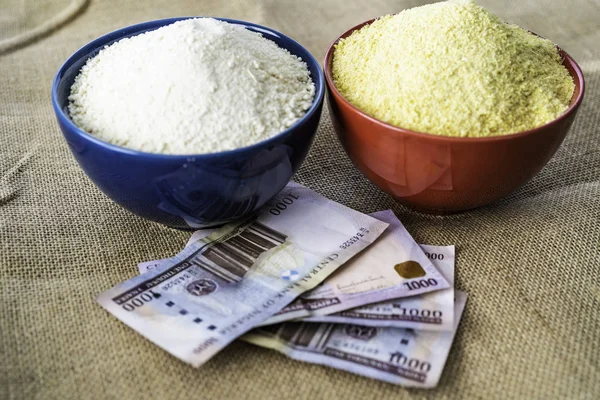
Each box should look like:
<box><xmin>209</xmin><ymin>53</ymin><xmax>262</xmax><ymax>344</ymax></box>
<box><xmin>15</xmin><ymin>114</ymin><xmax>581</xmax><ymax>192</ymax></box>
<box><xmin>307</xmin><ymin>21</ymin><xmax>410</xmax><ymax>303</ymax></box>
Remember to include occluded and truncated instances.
<box><xmin>51</xmin><ymin>17</ymin><xmax>325</xmax><ymax>160</ymax></box>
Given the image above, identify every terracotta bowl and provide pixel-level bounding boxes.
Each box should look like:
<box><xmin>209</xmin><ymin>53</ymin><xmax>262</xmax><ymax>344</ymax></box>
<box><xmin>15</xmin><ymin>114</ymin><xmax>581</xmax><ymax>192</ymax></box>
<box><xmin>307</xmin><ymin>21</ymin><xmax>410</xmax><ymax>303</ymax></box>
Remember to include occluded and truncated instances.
<box><xmin>324</xmin><ymin>19</ymin><xmax>585</xmax><ymax>214</ymax></box>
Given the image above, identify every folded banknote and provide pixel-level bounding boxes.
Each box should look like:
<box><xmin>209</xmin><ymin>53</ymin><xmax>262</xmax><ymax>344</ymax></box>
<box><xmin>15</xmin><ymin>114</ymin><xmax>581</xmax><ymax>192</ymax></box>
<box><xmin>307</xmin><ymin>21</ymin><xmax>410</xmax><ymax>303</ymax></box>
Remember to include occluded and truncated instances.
<box><xmin>303</xmin><ymin>244</ymin><xmax>455</xmax><ymax>331</ymax></box>
<box><xmin>98</xmin><ymin>182</ymin><xmax>388</xmax><ymax>367</ymax></box>
<box><xmin>243</xmin><ymin>291</ymin><xmax>467</xmax><ymax>388</ymax></box>
<box><xmin>141</xmin><ymin>210</ymin><xmax>451</xmax><ymax>326</ymax></box>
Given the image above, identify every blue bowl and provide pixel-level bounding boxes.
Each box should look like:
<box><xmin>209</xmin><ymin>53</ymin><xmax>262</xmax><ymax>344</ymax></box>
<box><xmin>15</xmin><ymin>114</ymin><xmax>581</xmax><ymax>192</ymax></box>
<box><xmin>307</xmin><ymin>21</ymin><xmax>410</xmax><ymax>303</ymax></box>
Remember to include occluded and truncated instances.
<box><xmin>52</xmin><ymin>17</ymin><xmax>324</xmax><ymax>229</ymax></box>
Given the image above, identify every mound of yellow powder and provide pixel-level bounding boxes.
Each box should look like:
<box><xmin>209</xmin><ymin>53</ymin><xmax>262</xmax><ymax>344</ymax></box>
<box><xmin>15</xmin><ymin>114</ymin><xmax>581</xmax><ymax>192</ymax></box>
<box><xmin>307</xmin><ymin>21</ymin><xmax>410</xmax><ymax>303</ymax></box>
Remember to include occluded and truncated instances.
<box><xmin>332</xmin><ymin>0</ymin><xmax>575</xmax><ymax>137</ymax></box>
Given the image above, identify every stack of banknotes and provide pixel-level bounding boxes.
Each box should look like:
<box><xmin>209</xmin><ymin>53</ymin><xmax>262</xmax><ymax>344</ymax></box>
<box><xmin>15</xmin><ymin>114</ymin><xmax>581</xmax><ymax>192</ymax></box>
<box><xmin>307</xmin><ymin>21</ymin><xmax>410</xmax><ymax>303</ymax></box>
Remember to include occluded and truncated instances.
<box><xmin>98</xmin><ymin>182</ymin><xmax>467</xmax><ymax>388</ymax></box>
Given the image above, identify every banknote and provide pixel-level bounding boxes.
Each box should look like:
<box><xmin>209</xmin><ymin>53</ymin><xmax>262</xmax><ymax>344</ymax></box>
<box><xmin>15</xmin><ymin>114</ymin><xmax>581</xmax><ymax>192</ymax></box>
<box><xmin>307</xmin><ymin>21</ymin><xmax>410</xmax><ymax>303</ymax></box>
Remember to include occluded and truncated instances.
<box><xmin>138</xmin><ymin>243</ymin><xmax>455</xmax><ymax>331</ymax></box>
<box><xmin>98</xmin><ymin>182</ymin><xmax>388</xmax><ymax>367</ymax></box>
<box><xmin>139</xmin><ymin>210</ymin><xmax>450</xmax><ymax>326</ymax></box>
<box><xmin>263</xmin><ymin>210</ymin><xmax>450</xmax><ymax>324</ymax></box>
<box><xmin>137</xmin><ymin>229</ymin><xmax>213</xmax><ymax>274</ymax></box>
<box><xmin>242</xmin><ymin>291</ymin><xmax>467</xmax><ymax>388</ymax></box>
<box><xmin>303</xmin><ymin>244</ymin><xmax>455</xmax><ymax>331</ymax></box>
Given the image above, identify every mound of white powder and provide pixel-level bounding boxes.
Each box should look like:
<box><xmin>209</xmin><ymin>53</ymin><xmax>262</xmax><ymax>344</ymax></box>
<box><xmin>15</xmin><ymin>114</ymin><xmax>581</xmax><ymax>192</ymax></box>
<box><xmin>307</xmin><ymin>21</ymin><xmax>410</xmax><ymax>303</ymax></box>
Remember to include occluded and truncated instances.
<box><xmin>68</xmin><ymin>18</ymin><xmax>316</xmax><ymax>154</ymax></box>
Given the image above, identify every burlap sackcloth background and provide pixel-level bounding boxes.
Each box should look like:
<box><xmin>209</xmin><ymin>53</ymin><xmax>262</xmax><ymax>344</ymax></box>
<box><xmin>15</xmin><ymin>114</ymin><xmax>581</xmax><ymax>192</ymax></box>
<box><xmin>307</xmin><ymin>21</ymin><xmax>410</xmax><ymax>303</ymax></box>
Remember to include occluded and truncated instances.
<box><xmin>1</xmin><ymin>0</ymin><xmax>599</xmax><ymax>399</ymax></box>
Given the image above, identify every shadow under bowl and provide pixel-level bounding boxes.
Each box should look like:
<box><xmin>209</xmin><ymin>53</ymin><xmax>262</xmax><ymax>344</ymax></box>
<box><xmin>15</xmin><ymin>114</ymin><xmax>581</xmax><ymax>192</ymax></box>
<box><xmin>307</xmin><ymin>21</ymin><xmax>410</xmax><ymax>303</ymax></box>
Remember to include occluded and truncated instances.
<box><xmin>52</xmin><ymin>17</ymin><xmax>324</xmax><ymax>229</ymax></box>
<box><xmin>324</xmin><ymin>19</ymin><xmax>585</xmax><ymax>214</ymax></box>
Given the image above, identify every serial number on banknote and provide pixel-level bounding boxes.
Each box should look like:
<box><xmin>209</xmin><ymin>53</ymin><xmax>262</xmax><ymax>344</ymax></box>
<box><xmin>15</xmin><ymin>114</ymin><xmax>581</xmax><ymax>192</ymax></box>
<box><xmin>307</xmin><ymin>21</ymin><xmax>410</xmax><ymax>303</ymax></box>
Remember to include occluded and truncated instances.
<box><xmin>340</xmin><ymin>228</ymin><xmax>370</xmax><ymax>249</ymax></box>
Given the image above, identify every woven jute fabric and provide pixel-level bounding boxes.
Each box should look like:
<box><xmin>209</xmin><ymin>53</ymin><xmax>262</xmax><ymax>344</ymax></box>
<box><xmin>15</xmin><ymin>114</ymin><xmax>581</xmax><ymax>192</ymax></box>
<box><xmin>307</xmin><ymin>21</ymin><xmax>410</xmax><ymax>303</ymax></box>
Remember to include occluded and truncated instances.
<box><xmin>1</xmin><ymin>0</ymin><xmax>599</xmax><ymax>399</ymax></box>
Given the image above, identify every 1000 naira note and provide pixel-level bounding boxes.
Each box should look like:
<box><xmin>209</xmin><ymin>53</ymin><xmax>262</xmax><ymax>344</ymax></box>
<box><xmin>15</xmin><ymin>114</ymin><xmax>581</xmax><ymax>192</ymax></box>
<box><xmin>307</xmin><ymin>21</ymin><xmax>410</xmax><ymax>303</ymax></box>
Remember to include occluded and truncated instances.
<box><xmin>243</xmin><ymin>291</ymin><xmax>467</xmax><ymax>388</ymax></box>
<box><xmin>98</xmin><ymin>183</ymin><xmax>388</xmax><ymax>367</ymax></box>
<box><xmin>142</xmin><ymin>211</ymin><xmax>451</xmax><ymax>326</ymax></box>
<box><xmin>303</xmin><ymin>244</ymin><xmax>456</xmax><ymax>331</ymax></box>
<box><xmin>264</xmin><ymin>210</ymin><xmax>450</xmax><ymax>324</ymax></box>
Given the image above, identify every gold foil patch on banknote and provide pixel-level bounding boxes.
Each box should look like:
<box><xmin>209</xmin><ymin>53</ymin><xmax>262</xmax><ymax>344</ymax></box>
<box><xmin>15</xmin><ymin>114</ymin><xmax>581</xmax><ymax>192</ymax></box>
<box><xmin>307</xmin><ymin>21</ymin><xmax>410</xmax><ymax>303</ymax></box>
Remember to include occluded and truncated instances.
<box><xmin>394</xmin><ymin>261</ymin><xmax>426</xmax><ymax>279</ymax></box>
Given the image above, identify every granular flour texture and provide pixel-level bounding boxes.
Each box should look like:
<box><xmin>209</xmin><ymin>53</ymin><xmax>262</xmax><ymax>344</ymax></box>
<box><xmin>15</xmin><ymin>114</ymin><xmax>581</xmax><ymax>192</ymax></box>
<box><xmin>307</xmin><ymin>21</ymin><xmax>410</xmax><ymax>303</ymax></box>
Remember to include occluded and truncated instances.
<box><xmin>69</xmin><ymin>18</ymin><xmax>315</xmax><ymax>154</ymax></box>
<box><xmin>332</xmin><ymin>0</ymin><xmax>575</xmax><ymax>137</ymax></box>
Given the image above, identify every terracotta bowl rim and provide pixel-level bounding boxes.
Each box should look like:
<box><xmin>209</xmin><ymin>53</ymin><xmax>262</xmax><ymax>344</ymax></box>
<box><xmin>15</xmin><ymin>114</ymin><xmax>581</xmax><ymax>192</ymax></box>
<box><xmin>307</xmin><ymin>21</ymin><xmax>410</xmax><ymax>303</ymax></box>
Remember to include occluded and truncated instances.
<box><xmin>323</xmin><ymin>17</ymin><xmax>586</xmax><ymax>143</ymax></box>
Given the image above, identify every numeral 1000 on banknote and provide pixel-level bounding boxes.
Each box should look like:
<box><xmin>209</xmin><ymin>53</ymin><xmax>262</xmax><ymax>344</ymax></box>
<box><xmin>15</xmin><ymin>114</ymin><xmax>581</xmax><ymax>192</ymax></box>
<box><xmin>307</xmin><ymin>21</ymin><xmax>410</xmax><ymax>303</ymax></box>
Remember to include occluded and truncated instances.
<box><xmin>404</xmin><ymin>278</ymin><xmax>439</xmax><ymax>291</ymax></box>
<box><xmin>268</xmin><ymin>193</ymin><xmax>300</xmax><ymax>215</ymax></box>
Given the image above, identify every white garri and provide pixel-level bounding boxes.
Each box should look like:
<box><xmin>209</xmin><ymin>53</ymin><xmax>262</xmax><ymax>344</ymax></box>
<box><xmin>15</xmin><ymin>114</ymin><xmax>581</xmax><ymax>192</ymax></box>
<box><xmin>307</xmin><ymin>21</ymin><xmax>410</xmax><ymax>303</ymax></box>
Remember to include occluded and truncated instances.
<box><xmin>68</xmin><ymin>18</ymin><xmax>315</xmax><ymax>154</ymax></box>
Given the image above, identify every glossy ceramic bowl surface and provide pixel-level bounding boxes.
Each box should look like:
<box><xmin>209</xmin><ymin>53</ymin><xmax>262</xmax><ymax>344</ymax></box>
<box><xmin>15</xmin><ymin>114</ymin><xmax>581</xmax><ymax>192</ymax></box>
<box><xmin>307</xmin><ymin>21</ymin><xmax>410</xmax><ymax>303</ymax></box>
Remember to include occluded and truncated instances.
<box><xmin>325</xmin><ymin>19</ymin><xmax>585</xmax><ymax>213</ymax></box>
<box><xmin>52</xmin><ymin>17</ymin><xmax>325</xmax><ymax>229</ymax></box>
